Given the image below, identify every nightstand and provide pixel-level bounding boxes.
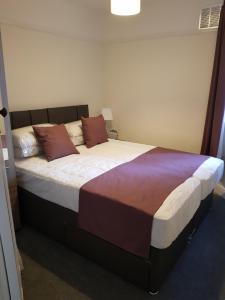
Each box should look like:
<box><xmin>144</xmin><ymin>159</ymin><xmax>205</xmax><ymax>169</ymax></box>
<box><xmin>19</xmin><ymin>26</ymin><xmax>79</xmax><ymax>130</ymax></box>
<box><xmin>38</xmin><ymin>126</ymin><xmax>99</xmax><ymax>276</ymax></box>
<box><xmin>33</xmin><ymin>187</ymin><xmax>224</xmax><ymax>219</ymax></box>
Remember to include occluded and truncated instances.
<box><xmin>108</xmin><ymin>130</ymin><xmax>118</xmax><ymax>140</ymax></box>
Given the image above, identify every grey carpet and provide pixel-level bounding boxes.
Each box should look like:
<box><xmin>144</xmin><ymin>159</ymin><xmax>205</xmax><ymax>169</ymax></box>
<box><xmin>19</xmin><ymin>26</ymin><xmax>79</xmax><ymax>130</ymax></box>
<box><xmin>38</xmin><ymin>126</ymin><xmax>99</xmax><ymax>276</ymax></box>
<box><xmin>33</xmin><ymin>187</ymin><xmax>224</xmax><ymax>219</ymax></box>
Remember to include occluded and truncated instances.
<box><xmin>17</xmin><ymin>195</ymin><xmax>225</xmax><ymax>300</ymax></box>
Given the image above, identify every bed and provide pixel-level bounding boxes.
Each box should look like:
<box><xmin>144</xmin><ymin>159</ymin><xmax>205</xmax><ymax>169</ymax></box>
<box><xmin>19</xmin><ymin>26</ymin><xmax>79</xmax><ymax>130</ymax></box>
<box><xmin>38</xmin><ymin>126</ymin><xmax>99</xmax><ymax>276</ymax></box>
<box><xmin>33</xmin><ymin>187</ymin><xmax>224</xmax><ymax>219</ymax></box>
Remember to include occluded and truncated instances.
<box><xmin>11</xmin><ymin>105</ymin><xmax>224</xmax><ymax>294</ymax></box>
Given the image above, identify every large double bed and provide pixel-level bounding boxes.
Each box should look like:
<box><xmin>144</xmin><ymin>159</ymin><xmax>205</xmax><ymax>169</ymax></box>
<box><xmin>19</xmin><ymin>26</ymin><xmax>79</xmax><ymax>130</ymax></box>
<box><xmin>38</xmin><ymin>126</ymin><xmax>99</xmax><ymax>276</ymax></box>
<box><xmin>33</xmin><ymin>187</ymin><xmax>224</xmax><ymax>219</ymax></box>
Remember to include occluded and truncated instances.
<box><xmin>11</xmin><ymin>105</ymin><xmax>224</xmax><ymax>294</ymax></box>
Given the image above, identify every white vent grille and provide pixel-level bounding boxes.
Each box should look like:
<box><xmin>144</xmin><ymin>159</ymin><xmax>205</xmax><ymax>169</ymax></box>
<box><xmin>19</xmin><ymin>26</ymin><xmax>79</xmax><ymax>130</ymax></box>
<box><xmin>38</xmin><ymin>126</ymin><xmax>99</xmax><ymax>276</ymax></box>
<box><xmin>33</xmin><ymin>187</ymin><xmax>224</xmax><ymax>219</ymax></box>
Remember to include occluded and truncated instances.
<box><xmin>199</xmin><ymin>6</ymin><xmax>221</xmax><ymax>30</ymax></box>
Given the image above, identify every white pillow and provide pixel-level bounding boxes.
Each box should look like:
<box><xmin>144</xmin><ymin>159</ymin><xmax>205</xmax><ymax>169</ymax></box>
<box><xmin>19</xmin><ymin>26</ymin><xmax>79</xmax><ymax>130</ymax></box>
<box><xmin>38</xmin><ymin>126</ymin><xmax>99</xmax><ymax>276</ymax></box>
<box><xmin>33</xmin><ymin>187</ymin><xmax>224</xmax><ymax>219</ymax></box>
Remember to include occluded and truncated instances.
<box><xmin>65</xmin><ymin>121</ymin><xmax>84</xmax><ymax>146</ymax></box>
<box><xmin>12</xmin><ymin>124</ymin><xmax>54</xmax><ymax>158</ymax></box>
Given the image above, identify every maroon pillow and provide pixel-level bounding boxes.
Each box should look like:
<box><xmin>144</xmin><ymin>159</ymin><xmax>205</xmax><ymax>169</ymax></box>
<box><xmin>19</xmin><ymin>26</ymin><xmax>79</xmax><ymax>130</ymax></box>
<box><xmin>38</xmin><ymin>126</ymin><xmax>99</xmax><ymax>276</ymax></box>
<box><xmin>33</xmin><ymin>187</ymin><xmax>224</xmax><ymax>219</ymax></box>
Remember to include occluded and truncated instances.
<box><xmin>33</xmin><ymin>124</ymin><xmax>79</xmax><ymax>161</ymax></box>
<box><xmin>81</xmin><ymin>115</ymin><xmax>108</xmax><ymax>148</ymax></box>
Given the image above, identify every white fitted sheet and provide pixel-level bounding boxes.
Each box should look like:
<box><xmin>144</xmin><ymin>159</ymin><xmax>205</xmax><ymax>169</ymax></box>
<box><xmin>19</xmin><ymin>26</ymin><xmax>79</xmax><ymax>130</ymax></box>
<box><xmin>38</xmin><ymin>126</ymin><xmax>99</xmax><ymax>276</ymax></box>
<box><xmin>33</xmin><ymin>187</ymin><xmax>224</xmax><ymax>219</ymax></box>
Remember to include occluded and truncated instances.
<box><xmin>193</xmin><ymin>157</ymin><xmax>224</xmax><ymax>199</ymax></box>
<box><xmin>15</xmin><ymin>139</ymin><xmax>224</xmax><ymax>249</ymax></box>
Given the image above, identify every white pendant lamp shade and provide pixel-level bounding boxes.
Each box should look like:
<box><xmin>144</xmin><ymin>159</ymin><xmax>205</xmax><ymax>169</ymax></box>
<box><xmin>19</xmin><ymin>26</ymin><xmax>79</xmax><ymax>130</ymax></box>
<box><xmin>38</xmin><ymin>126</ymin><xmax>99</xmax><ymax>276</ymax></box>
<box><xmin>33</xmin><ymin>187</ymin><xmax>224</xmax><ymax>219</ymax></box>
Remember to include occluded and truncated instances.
<box><xmin>111</xmin><ymin>0</ymin><xmax>141</xmax><ymax>16</ymax></box>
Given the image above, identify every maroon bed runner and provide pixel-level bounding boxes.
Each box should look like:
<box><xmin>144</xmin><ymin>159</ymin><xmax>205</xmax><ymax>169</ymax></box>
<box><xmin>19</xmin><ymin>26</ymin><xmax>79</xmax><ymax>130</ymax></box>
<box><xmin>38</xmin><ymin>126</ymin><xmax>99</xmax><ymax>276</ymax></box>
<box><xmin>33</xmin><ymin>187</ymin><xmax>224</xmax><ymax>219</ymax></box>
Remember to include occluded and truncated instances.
<box><xmin>78</xmin><ymin>147</ymin><xmax>208</xmax><ymax>258</ymax></box>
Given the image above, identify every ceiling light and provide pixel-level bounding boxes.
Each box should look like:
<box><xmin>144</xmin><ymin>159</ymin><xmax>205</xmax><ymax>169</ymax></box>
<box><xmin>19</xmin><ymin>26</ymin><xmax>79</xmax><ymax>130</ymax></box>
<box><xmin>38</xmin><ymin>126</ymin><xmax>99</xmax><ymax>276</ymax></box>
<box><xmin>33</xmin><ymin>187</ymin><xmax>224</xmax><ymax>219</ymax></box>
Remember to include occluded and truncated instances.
<box><xmin>111</xmin><ymin>0</ymin><xmax>141</xmax><ymax>16</ymax></box>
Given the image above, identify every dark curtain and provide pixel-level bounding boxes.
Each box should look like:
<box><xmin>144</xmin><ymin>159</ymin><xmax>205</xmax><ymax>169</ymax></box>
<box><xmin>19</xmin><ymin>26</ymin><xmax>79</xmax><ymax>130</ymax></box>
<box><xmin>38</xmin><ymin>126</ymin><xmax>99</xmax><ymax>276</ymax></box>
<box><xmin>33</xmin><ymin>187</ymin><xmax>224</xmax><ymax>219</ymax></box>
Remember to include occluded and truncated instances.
<box><xmin>201</xmin><ymin>4</ymin><xmax>225</xmax><ymax>157</ymax></box>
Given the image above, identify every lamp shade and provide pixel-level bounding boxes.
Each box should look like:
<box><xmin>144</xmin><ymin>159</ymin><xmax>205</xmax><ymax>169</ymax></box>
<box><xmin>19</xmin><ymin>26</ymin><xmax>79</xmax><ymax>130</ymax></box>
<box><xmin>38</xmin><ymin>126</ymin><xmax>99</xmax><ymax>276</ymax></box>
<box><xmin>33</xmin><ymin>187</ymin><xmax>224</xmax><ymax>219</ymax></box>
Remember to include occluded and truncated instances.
<box><xmin>101</xmin><ymin>108</ymin><xmax>113</xmax><ymax>121</ymax></box>
<box><xmin>111</xmin><ymin>0</ymin><xmax>141</xmax><ymax>16</ymax></box>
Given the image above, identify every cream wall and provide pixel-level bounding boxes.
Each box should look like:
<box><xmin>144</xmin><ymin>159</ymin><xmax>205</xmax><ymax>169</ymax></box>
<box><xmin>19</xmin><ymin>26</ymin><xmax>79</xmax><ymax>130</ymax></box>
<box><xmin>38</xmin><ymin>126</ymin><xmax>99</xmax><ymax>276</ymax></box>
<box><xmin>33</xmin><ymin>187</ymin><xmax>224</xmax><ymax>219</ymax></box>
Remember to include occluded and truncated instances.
<box><xmin>1</xmin><ymin>25</ymin><xmax>104</xmax><ymax>115</ymax></box>
<box><xmin>0</xmin><ymin>24</ymin><xmax>218</xmax><ymax>153</ymax></box>
<box><xmin>0</xmin><ymin>0</ymin><xmax>221</xmax><ymax>153</ymax></box>
<box><xmin>105</xmin><ymin>32</ymin><xmax>217</xmax><ymax>153</ymax></box>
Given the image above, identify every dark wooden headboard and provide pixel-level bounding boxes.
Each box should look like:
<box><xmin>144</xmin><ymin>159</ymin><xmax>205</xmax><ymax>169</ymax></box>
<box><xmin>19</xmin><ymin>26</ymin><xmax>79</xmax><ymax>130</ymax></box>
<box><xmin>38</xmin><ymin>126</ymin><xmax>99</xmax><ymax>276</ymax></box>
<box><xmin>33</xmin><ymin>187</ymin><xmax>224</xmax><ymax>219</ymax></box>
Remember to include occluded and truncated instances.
<box><xmin>10</xmin><ymin>105</ymin><xmax>89</xmax><ymax>129</ymax></box>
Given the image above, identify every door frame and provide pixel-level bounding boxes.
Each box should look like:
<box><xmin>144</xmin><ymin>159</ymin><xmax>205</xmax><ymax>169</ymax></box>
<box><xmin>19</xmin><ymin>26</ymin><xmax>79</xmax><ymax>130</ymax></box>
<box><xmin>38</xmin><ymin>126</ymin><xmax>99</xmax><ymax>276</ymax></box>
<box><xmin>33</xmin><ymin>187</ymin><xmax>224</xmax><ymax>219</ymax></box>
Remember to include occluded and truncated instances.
<box><xmin>0</xmin><ymin>236</ymin><xmax>10</xmax><ymax>300</ymax></box>
<box><xmin>0</xmin><ymin>28</ymin><xmax>23</xmax><ymax>300</ymax></box>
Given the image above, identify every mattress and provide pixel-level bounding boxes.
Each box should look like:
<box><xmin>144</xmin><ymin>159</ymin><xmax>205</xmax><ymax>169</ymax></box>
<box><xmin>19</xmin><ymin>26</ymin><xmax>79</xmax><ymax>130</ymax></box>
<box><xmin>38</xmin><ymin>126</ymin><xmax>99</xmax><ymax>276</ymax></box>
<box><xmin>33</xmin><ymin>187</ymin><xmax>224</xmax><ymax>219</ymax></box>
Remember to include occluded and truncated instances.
<box><xmin>15</xmin><ymin>139</ymin><xmax>224</xmax><ymax>249</ymax></box>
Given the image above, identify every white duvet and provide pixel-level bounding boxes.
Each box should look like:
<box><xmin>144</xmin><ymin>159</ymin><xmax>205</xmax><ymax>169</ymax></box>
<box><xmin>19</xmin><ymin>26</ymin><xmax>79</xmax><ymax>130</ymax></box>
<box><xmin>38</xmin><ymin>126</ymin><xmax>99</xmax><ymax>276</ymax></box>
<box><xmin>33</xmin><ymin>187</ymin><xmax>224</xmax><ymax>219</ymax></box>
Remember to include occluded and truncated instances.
<box><xmin>15</xmin><ymin>139</ymin><xmax>224</xmax><ymax>249</ymax></box>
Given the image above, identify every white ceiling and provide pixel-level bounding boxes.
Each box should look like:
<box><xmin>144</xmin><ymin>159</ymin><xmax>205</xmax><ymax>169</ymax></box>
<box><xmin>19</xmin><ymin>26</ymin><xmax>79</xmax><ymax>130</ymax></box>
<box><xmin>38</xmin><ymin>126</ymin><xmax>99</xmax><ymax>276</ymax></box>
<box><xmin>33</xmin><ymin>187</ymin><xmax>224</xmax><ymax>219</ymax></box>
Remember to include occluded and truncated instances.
<box><xmin>78</xmin><ymin>0</ymin><xmax>154</xmax><ymax>12</ymax></box>
<box><xmin>0</xmin><ymin>0</ymin><xmax>223</xmax><ymax>41</ymax></box>
<box><xmin>79</xmin><ymin>0</ymin><xmax>109</xmax><ymax>10</ymax></box>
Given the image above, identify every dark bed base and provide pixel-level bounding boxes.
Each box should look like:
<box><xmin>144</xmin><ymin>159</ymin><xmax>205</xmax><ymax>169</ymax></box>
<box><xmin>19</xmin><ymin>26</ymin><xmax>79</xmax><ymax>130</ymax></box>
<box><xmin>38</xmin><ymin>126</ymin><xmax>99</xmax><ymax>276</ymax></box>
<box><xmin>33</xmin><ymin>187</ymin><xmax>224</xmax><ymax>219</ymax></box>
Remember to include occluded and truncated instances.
<box><xmin>18</xmin><ymin>187</ymin><xmax>213</xmax><ymax>293</ymax></box>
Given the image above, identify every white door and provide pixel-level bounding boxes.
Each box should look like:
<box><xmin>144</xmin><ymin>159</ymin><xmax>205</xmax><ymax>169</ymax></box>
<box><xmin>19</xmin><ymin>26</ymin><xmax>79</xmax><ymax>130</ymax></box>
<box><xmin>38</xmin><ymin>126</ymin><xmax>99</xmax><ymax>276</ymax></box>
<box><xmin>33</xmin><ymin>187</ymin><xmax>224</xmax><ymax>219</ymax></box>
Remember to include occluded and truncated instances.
<box><xmin>0</xmin><ymin>129</ymin><xmax>23</xmax><ymax>300</ymax></box>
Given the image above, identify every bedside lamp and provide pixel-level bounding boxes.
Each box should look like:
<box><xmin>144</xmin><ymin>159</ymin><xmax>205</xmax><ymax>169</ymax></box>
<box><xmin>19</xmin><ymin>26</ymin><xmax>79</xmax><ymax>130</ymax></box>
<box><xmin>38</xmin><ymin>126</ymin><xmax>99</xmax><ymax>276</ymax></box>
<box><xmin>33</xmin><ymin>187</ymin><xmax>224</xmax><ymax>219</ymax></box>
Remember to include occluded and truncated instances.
<box><xmin>102</xmin><ymin>108</ymin><xmax>113</xmax><ymax>131</ymax></box>
<box><xmin>101</xmin><ymin>108</ymin><xmax>118</xmax><ymax>140</ymax></box>
<box><xmin>101</xmin><ymin>108</ymin><xmax>113</xmax><ymax>122</ymax></box>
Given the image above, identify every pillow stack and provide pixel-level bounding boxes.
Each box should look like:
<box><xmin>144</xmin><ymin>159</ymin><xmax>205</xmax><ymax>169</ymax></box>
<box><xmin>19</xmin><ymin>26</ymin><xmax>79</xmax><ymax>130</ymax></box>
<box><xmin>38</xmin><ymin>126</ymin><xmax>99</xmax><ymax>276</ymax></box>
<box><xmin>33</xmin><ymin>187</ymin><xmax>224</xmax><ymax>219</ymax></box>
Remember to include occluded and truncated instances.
<box><xmin>81</xmin><ymin>115</ymin><xmax>108</xmax><ymax>148</ymax></box>
<box><xmin>33</xmin><ymin>124</ymin><xmax>79</xmax><ymax>161</ymax></box>
<box><xmin>12</xmin><ymin>124</ymin><xmax>53</xmax><ymax>158</ymax></box>
<box><xmin>65</xmin><ymin>120</ymin><xmax>84</xmax><ymax>146</ymax></box>
<box><xmin>12</xmin><ymin>114</ymin><xmax>109</xmax><ymax>161</ymax></box>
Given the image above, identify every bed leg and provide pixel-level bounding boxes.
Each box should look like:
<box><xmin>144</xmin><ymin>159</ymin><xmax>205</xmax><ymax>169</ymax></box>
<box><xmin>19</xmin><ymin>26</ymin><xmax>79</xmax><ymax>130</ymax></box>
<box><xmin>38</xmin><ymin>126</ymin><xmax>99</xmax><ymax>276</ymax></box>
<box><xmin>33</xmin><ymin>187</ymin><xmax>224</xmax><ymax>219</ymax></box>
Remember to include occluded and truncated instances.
<box><xmin>148</xmin><ymin>290</ymin><xmax>159</xmax><ymax>296</ymax></box>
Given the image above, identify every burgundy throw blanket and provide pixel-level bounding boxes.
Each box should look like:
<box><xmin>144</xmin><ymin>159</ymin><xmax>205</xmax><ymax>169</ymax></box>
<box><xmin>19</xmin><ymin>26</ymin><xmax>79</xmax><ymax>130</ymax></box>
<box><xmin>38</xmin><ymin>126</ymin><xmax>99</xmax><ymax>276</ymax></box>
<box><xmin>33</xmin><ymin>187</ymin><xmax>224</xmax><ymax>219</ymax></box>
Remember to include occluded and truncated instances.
<box><xmin>78</xmin><ymin>147</ymin><xmax>208</xmax><ymax>258</ymax></box>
